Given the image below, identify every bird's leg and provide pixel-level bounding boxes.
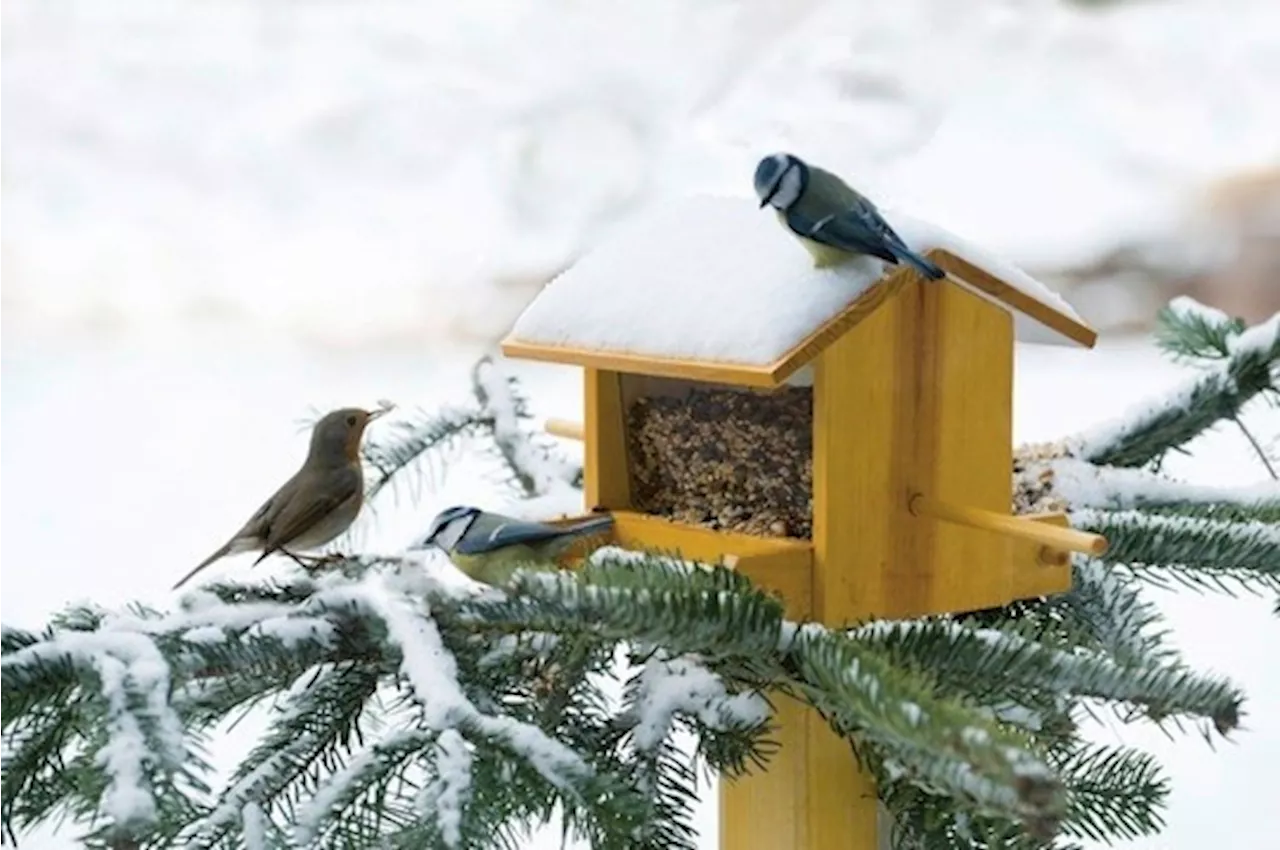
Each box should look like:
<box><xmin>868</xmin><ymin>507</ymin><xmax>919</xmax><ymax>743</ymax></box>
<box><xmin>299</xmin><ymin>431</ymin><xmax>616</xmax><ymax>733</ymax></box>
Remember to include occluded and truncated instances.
<box><xmin>289</xmin><ymin>551</ymin><xmax>350</xmax><ymax>572</ymax></box>
<box><xmin>280</xmin><ymin>549</ymin><xmax>317</xmax><ymax>570</ymax></box>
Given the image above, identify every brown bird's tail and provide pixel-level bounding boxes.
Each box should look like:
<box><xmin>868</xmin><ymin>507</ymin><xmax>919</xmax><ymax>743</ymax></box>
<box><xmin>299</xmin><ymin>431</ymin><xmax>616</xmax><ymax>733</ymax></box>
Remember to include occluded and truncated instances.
<box><xmin>172</xmin><ymin>541</ymin><xmax>234</xmax><ymax>590</ymax></box>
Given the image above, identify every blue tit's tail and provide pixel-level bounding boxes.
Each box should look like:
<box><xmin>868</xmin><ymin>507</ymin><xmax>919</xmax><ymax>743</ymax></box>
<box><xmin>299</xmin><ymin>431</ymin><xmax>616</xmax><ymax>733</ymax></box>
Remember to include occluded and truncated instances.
<box><xmin>888</xmin><ymin>244</ymin><xmax>945</xmax><ymax>281</ymax></box>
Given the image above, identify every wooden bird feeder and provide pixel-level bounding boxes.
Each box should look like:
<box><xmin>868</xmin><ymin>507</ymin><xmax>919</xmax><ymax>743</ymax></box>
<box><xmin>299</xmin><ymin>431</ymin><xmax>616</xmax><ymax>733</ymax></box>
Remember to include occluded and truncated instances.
<box><xmin>500</xmin><ymin>195</ymin><xmax>1105</xmax><ymax>850</ymax></box>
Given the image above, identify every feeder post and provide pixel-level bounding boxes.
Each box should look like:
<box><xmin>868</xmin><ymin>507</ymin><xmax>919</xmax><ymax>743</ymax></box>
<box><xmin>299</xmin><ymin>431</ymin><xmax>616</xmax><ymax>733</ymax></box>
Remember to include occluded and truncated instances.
<box><xmin>721</xmin><ymin>278</ymin><xmax>927</xmax><ymax>850</ymax></box>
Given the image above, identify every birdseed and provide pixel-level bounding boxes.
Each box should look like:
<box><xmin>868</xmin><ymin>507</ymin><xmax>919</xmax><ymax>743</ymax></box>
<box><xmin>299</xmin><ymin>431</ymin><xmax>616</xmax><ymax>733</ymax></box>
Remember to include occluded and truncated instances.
<box><xmin>1012</xmin><ymin>440</ymin><xmax>1073</xmax><ymax>515</ymax></box>
<box><xmin>626</xmin><ymin>385</ymin><xmax>813</xmax><ymax>538</ymax></box>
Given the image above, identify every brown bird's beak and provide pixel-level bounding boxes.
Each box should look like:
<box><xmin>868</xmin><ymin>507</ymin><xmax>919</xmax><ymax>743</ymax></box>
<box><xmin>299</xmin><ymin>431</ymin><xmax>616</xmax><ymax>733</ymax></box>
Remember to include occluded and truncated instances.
<box><xmin>368</xmin><ymin>400</ymin><xmax>395</xmax><ymax>421</ymax></box>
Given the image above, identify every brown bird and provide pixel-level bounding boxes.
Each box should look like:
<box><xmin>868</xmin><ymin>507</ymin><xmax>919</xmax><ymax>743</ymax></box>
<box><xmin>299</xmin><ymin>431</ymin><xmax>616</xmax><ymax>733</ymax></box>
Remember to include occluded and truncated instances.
<box><xmin>172</xmin><ymin>406</ymin><xmax>389</xmax><ymax>590</ymax></box>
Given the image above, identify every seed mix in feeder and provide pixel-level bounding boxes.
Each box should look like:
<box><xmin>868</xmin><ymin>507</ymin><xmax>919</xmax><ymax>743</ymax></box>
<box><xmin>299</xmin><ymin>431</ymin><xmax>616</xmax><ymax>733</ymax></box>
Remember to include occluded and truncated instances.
<box><xmin>626</xmin><ymin>385</ymin><xmax>813</xmax><ymax>538</ymax></box>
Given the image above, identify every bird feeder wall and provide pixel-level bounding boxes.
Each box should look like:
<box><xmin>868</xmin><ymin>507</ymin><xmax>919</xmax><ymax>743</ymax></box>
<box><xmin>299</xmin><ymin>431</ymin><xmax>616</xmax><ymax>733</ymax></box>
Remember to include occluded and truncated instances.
<box><xmin>578</xmin><ymin>276</ymin><xmax>1076</xmax><ymax>621</ymax></box>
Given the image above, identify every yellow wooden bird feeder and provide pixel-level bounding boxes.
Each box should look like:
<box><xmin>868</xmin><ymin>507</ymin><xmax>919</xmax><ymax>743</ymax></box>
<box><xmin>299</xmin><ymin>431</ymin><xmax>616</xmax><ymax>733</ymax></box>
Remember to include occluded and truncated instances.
<box><xmin>500</xmin><ymin>194</ymin><xmax>1106</xmax><ymax>850</ymax></box>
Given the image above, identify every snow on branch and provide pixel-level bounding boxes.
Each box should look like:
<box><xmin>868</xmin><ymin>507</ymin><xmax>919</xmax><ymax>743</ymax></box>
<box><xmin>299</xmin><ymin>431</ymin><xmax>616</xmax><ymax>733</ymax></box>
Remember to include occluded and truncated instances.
<box><xmin>358</xmin><ymin>355</ymin><xmax>583</xmax><ymax>517</ymax></box>
<box><xmin>1071</xmin><ymin>308</ymin><xmax>1278</xmax><ymax>468</ymax></box>
<box><xmin>415</xmin><ymin>730</ymin><xmax>473</xmax><ymax>847</ymax></box>
<box><xmin>850</xmin><ymin>618</ymin><xmax>1241</xmax><ymax>734</ymax></box>
<box><xmin>1048</xmin><ymin>458</ymin><xmax>1280</xmax><ymax>512</ymax></box>
<box><xmin>1078</xmin><ymin>508</ymin><xmax>1280</xmax><ymax>593</ymax></box>
<box><xmin>627</xmin><ymin>652</ymin><xmax>770</xmax><ymax>751</ymax></box>
<box><xmin>360</xmin><ymin>577</ymin><xmax>590</xmax><ymax>789</ymax></box>
<box><xmin>787</xmin><ymin>623</ymin><xmax>1063</xmax><ymax>836</ymax></box>
<box><xmin>1064</xmin><ymin>560</ymin><xmax>1174</xmax><ymax>668</ymax></box>
<box><xmin>471</xmin><ymin>356</ymin><xmax>580</xmax><ymax>498</ymax></box>
<box><xmin>1</xmin><ymin>628</ymin><xmax>187</xmax><ymax>830</ymax></box>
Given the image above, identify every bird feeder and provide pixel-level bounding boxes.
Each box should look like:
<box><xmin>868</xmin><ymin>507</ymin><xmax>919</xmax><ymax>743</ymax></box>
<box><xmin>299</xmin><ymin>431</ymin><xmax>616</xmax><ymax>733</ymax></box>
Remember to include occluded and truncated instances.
<box><xmin>500</xmin><ymin>194</ymin><xmax>1106</xmax><ymax>850</ymax></box>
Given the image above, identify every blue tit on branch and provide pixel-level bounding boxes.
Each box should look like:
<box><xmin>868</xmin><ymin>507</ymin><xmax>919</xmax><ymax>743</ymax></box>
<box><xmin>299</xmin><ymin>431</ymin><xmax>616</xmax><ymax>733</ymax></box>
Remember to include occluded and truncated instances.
<box><xmin>753</xmin><ymin>152</ymin><xmax>945</xmax><ymax>280</ymax></box>
<box><xmin>411</xmin><ymin>505</ymin><xmax>615</xmax><ymax>588</ymax></box>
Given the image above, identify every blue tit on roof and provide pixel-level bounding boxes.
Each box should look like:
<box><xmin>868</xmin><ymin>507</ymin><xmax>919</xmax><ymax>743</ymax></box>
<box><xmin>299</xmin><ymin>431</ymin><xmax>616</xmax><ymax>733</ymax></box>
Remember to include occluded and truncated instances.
<box><xmin>754</xmin><ymin>152</ymin><xmax>945</xmax><ymax>280</ymax></box>
<box><xmin>411</xmin><ymin>505</ymin><xmax>615</xmax><ymax>588</ymax></box>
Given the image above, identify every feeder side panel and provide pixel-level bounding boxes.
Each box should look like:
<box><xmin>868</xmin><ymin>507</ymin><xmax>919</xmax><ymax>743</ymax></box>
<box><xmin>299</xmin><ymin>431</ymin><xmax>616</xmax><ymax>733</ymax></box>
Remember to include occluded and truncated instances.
<box><xmin>584</xmin><ymin>367</ymin><xmax>632</xmax><ymax>510</ymax></box>
<box><xmin>909</xmin><ymin>282</ymin><xmax>1017</xmax><ymax>613</ymax></box>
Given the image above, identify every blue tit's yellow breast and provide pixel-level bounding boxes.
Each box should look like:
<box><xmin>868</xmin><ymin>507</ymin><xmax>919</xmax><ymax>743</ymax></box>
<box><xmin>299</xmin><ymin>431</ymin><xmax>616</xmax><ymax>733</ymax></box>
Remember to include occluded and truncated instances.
<box><xmin>773</xmin><ymin>210</ymin><xmax>853</xmax><ymax>269</ymax></box>
<box><xmin>446</xmin><ymin>544</ymin><xmax>556</xmax><ymax>589</ymax></box>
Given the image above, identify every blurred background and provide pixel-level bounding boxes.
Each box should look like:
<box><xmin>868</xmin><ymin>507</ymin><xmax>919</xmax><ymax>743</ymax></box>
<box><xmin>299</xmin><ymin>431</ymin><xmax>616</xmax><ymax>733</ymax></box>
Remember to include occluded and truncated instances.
<box><xmin>5</xmin><ymin>0</ymin><xmax>1279</xmax><ymax>350</ymax></box>
<box><xmin>2</xmin><ymin>0</ymin><xmax>1279</xmax><ymax>848</ymax></box>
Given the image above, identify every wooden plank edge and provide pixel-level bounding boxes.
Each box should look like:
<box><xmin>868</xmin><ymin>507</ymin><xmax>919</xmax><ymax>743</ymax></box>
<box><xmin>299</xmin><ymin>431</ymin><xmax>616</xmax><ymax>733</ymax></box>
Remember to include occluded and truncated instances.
<box><xmin>933</xmin><ymin>251</ymin><xmax>1099</xmax><ymax>349</ymax></box>
<box><xmin>765</xmin><ymin>270</ymin><xmax>912</xmax><ymax>384</ymax></box>
<box><xmin>500</xmin><ymin>337</ymin><xmax>781</xmax><ymax>388</ymax></box>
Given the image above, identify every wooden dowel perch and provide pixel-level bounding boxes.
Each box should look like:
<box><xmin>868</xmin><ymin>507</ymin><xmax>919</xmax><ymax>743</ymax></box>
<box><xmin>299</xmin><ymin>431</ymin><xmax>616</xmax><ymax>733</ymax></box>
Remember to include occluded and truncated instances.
<box><xmin>545</xmin><ymin>418</ymin><xmax>585</xmax><ymax>441</ymax></box>
<box><xmin>909</xmin><ymin>493</ymin><xmax>1108</xmax><ymax>557</ymax></box>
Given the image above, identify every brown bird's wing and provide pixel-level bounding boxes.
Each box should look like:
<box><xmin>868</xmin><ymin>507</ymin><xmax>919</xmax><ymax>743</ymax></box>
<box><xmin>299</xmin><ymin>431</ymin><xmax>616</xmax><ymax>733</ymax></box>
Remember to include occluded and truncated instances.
<box><xmin>171</xmin><ymin>479</ymin><xmax>296</xmax><ymax>590</ymax></box>
<box><xmin>253</xmin><ymin>464</ymin><xmax>364</xmax><ymax>564</ymax></box>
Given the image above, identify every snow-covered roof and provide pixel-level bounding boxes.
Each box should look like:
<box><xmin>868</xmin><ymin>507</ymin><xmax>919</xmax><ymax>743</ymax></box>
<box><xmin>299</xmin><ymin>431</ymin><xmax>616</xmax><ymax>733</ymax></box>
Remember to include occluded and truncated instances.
<box><xmin>503</xmin><ymin>195</ymin><xmax>1096</xmax><ymax>386</ymax></box>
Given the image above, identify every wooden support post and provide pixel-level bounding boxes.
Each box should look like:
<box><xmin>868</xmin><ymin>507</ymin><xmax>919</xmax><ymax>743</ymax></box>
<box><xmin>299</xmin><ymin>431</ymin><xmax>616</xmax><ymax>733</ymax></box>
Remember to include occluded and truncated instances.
<box><xmin>721</xmin><ymin>278</ymin><xmax>922</xmax><ymax>850</ymax></box>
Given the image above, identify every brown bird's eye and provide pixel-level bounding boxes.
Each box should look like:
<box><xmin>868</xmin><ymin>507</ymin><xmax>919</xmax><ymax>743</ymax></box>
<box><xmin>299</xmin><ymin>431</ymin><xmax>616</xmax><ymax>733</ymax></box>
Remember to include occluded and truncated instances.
<box><xmin>346</xmin><ymin>415</ymin><xmax>358</xmax><ymax>426</ymax></box>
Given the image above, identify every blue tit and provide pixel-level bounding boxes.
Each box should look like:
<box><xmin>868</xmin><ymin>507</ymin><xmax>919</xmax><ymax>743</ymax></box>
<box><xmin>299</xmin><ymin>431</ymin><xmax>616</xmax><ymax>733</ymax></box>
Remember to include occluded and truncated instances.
<box><xmin>412</xmin><ymin>505</ymin><xmax>615</xmax><ymax>588</ymax></box>
<box><xmin>753</xmin><ymin>152</ymin><xmax>945</xmax><ymax>280</ymax></box>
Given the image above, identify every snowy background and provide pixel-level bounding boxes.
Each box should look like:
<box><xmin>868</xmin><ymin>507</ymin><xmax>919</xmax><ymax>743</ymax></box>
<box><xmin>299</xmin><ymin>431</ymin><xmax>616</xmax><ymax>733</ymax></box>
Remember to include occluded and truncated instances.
<box><xmin>3</xmin><ymin>0</ymin><xmax>1279</xmax><ymax>847</ymax></box>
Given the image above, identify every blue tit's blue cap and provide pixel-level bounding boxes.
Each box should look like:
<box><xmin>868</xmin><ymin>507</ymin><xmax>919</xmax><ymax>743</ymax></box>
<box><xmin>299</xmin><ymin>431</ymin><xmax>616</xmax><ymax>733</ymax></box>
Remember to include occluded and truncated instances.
<box><xmin>754</xmin><ymin>154</ymin><xmax>790</xmax><ymax>207</ymax></box>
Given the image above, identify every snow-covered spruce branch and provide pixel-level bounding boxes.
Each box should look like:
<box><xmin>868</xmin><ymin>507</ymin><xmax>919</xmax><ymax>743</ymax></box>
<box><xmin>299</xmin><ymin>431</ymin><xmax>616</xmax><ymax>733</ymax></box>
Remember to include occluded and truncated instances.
<box><xmin>882</xmin><ymin>740</ymin><xmax>1168</xmax><ymax>850</ymax></box>
<box><xmin>16</xmin><ymin>552</ymin><xmax>1247</xmax><ymax>844</ymax></box>
<box><xmin>361</xmin><ymin>355</ymin><xmax>581</xmax><ymax>506</ymax></box>
<box><xmin>851</xmin><ymin>618</ymin><xmax>1239</xmax><ymax>734</ymax></box>
<box><xmin>1076</xmin><ymin>508</ymin><xmax>1280</xmax><ymax>594</ymax></box>
<box><xmin>1044</xmin><ymin>458</ymin><xmax>1280</xmax><ymax>513</ymax></box>
<box><xmin>1071</xmin><ymin>307</ymin><xmax>1278</xmax><ymax>469</ymax></box>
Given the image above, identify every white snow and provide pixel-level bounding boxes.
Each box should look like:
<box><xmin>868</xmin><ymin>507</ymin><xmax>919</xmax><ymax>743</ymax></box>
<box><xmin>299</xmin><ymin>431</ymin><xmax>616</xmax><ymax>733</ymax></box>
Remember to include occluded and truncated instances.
<box><xmin>361</xmin><ymin>575</ymin><xmax>591</xmax><ymax>789</ymax></box>
<box><xmin>630</xmin><ymin>654</ymin><xmax>769</xmax><ymax>751</ymax></box>
<box><xmin>478</xmin><ymin>632</ymin><xmax>561</xmax><ymax>669</ymax></box>
<box><xmin>7</xmin><ymin>1</ymin><xmax>1279</xmax><ymax>346</ymax></box>
<box><xmin>2</xmin><ymin>628</ymin><xmax>187</xmax><ymax>826</ymax></box>
<box><xmin>93</xmin><ymin>655</ymin><xmax>159</xmax><ymax>826</ymax></box>
<box><xmin>417</xmin><ymin>729</ymin><xmax>474</xmax><ymax>848</ymax></box>
<box><xmin>1167</xmin><ymin>296</ymin><xmax>1233</xmax><ymax>328</ymax></box>
<box><xmin>180</xmin><ymin>625</ymin><xmax>228</xmax><ymax>644</ymax></box>
<box><xmin>247</xmin><ymin>615</ymin><xmax>337</xmax><ymax>648</ymax></box>
<box><xmin>241</xmin><ymin>802</ymin><xmax>267</xmax><ymax>850</ymax></box>
<box><xmin>1229</xmin><ymin>312</ymin><xmax>1280</xmax><ymax>358</ymax></box>
<box><xmin>1050</xmin><ymin>459</ymin><xmax>1280</xmax><ymax>511</ymax></box>
<box><xmin>293</xmin><ymin>728</ymin><xmax>436</xmax><ymax>845</ymax></box>
<box><xmin>508</xmin><ymin>195</ymin><xmax>1088</xmax><ymax>366</ymax></box>
<box><xmin>473</xmin><ymin>357</ymin><xmax>584</xmax><ymax>521</ymax></box>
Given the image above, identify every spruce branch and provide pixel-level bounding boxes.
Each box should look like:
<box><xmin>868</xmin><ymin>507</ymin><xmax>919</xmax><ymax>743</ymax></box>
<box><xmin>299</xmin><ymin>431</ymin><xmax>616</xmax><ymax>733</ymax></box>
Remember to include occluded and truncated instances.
<box><xmin>360</xmin><ymin>355</ymin><xmax>582</xmax><ymax>509</ymax></box>
<box><xmin>851</xmin><ymin>619</ymin><xmax>1241</xmax><ymax>735</ymax></box>
<box><xmin>493</xmin><ymin>562</ymin><xmax>1068</xmax><ymax>832</ymax></box>
<box><xmin>1072</xmin><ymin>308</ymin><xmax>1278</xmax><ymax>468</ymax></box>
<box><xmin>1154</xmin><ymin>297</ymin><xmax>1247</xmax><ymax>362</ymax></box>
<box><xmin>1051</xmin><ymin>742</ymin><xmax>1168</xmax><ymax>844</ymax></box>
<box><xmin>1076</xmin><ymin>508</ymin><xmax>1280</xmax><ymax>595</ymax></box>
<box><xmin>1059</xmin><ymin>561</ymin><xmax>1174</xmax><ymax>667</ymax></box>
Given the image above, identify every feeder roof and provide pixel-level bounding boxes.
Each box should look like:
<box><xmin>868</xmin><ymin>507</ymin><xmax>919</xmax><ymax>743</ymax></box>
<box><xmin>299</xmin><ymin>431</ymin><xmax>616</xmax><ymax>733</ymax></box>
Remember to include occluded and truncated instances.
<box><xmin>502</xmin><ymin>195</ymin><xmax>1097</xmax><ymax>387</ymax></box>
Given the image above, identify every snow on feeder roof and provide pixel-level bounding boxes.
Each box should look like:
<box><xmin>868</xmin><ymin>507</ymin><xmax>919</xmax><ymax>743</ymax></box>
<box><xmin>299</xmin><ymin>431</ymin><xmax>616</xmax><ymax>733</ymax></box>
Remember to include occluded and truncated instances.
<box><xmin>503</xmin><ymin>195</ymin><xmax>1097</xmax><ymax>388</ymax></box>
